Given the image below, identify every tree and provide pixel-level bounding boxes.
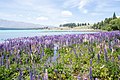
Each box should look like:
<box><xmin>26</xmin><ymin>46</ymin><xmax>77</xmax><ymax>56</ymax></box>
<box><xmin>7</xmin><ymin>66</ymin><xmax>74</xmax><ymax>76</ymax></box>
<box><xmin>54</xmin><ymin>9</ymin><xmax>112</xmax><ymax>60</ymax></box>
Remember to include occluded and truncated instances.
<box><xmin>113</xmin><ymin>12</ymin><xmax>117</xmax><ymax>19</ymax></box>
<box><xmin>88</xmin><ymin>23</ymin><xmax>90</xmax><ymax>25</ymax></box>
<box><xmin>92</xmin><ymin>13</ymin><xmax>120</xmax><ymax>31</ymax></box>
<box><xmin>79</xmin><ymin>23</ymin><xmax>81</xmax><ymax>26</ymax></box>
<box><xmin>110</xmin><ymin>18</ymin><xmax>120</xmax><ymax>30</ymax></box>
<box><xmin>82</xmin><ymin>23</ymin><xmax>84</xmax><ymax>26</ymax></box>
<box><xmin>77</xmin><ymin>23</ymin><xmax>79</xmax><ymax>26</ymax></box>
<box><xmin>59</xmin><ymin>24</ymin><xmax>62</xmax><ymax>27</ymax></box>
<box><xmin>92</xmin><ymin>23</ymin><xmax>97</xmax><ymax>29</ymax></box>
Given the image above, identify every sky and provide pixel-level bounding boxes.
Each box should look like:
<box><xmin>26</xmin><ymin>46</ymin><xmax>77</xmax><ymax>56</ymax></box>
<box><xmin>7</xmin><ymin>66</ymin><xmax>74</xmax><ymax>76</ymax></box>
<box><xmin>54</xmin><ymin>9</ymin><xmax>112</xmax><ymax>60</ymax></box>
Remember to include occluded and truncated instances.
<box><xmin>0</xmin><ymin>0</ymin><xmax>120</xmax><ymax>26</ymax></box>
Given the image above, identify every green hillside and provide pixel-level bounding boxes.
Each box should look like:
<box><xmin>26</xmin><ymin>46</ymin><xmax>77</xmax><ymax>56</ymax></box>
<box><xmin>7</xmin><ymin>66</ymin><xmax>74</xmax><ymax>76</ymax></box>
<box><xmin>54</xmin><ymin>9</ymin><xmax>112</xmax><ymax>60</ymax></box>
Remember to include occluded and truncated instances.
<box><xmin>92</xmin><ymin>12</ymin><xmax>120</xmax><ymax>31</ymax></box>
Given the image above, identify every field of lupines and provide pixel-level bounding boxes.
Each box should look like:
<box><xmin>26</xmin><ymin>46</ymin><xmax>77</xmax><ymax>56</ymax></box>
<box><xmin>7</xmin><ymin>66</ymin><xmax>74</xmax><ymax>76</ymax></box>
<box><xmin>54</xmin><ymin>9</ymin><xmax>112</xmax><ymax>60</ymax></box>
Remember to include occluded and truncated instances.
<box><xmin>0</xmin><ymin>31</ymin><xmax>120</xmax><ymax>80</ymax></box>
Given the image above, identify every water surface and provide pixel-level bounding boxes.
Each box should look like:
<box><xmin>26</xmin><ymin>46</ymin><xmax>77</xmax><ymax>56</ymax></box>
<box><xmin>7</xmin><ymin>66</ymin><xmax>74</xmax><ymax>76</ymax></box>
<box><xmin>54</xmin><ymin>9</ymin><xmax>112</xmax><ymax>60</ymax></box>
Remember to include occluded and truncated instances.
<box><xmin>0</xmin><ymin>30</ymin><xmax>97</xmax><ymax>42</ymax></box>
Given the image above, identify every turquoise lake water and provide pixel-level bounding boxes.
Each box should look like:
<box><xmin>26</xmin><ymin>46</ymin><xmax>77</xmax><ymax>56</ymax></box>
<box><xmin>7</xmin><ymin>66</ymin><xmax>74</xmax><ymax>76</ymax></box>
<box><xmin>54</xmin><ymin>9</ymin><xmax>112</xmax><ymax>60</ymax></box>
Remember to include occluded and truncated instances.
<box><xmin>0</xmin><ymin>30</ymin><xmax>97</xmax><ymax>42</ymax></box>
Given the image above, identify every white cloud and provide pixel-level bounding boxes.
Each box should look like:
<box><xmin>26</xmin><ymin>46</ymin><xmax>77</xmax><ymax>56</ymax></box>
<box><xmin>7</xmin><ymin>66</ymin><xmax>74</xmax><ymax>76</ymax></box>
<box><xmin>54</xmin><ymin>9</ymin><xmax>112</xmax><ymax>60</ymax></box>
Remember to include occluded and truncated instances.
<box><xmin>63</xmin><ymin>0</ymin><xmax>92</xmax><ymax>9</ymax></box>
<box><xmin>61</xmin><ymin>11</ymin><xmax>72</xmax><ymax>17</ymax></box>
<box><xmin>36</xmin><ymin>16</ymin><xmax>48</xmax><ymax>21</ymax></box>
<box><xmin>7</xmin><ymin>0</ymin><xmax>63</xmax><ymax>26</ymax></box>
<box><xmin>63</xmin><ymin>0</ymin><xmax>92</xmax><ymax>14</ymax></box>
<box><xmin>2</xmin><ymin>0</ymin><xmax>118</xmax><ymax>26</ymax></box>
<box><xmin>13</xmin><ymin>0</ymin><xmax>34</xmax><ymax>6</ymax></box>
<box><xmin>78</xmin><ymin>0</ymin><xmax>90</xmax><ymax>9</ymax></box>
<box><xmin>78</xmin><ymin>0</ymin><xmax>91</xmax><ymax>14</ymax></box>
<box><xmin>63</xmin><ymin>0</ymin><xmax>79</xmax><ymax>8</ymax></box>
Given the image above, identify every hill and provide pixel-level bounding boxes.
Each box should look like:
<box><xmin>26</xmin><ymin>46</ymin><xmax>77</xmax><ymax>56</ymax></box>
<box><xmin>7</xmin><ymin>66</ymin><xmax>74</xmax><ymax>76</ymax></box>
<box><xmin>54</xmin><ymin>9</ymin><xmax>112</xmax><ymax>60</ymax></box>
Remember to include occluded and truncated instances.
<box><xmin>0</xmin><ymin>19</ymin><xmax>48</xmax><ymax>30</ymax></box>
<box><xmin>92</xmin><ymin>12</ymin><xmax>120</xmax><ymax>31</ymax></box>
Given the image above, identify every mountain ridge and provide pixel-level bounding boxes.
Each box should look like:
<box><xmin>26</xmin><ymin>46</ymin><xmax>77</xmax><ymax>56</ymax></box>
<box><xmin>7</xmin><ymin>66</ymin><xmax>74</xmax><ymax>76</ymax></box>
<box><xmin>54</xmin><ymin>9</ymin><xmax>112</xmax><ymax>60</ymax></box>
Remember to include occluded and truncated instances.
<box><xmin>0</xmin><ymin>19</ymin><xmax>48</xmax><ymax>29</ymax></box>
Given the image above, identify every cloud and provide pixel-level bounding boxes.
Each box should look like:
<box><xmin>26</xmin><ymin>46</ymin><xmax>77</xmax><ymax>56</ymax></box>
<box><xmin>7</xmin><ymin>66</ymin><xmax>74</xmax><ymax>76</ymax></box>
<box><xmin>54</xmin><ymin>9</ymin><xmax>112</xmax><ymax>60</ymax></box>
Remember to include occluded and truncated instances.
<box><xmin>63</xmin><ymin>0</ymin><xmax>92</xmax><ymax>14</ymax></box>
<box><xmin>13</xmin><ymin>0</ymin><xmax>34</xmax><ymax>6</ymax></box>
<box><xmin>36</xmin><ymin>17</ymin><xmax>48</xmax><ymax>21</ymax></box>
<box><xmin>63</xmin><ymin>0</ymin><xmax>79</xmax><ymax>8</ymax></box>
<box><xmin>61</xmin><ymin>11</ymin><xmax>72</xmax><ymax>17</ymax></box>
<box><xmin>78</xmin><ymin>0</ymin><xmax>92</xmax><ymax>14</ymax></box>
<box><xmin>78</xmin><ymin>0</ymin><xmax>91</xmax><ymax>9</ymax></box>
<box><xmin>3</xmin><ymin>0</ymin><xmax>63</xmax><ymax>26</ymax></box>
<box><xmin>0</xmin><ymin>0</ymin><xmax>119</xmax><ymax>26</ymax></box>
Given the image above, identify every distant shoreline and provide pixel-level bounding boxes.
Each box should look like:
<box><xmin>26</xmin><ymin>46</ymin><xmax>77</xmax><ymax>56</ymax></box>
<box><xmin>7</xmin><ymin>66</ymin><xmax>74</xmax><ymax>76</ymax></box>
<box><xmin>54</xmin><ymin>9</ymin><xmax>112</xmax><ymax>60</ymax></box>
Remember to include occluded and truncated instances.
<box><xmin>47</xmin><ymin>27</ymin><xmax>105</xmax><ymax>32</ymax></box>
<box><xmin>0</xmin><ymin>29</ymin><xmax>103</xmax><ymax>32</ymax></box>
<box><xmin>0</xmin><ymin>27</ymin><xmax>105</xmax><ymax>32</ymax></box>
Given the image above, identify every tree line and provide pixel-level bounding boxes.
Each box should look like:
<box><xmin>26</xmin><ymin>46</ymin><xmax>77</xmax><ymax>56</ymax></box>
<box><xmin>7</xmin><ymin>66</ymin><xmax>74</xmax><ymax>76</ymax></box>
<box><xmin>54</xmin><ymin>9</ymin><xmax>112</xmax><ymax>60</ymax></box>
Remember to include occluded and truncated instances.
<box><xmin>92</xmin><ymin>12</ymin><xmax>120</xmax><ymax>31</ymax></box>
<box><xmin>59</xmin><ymin>23</ymin><xmax>90</xmax><ymax>28</ymax></box>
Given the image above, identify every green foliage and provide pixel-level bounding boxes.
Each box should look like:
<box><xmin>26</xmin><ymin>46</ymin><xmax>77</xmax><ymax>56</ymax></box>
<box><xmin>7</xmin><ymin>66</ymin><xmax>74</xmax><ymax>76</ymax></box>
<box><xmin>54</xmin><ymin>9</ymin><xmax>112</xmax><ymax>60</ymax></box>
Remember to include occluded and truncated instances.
<box><xmin>59</xmin><ymin>23</ymin><xmax>90</xmax><ymax>28</ymax></box>
<box><xmin>92</xmin><ymin>12</ymin><xmax>120</xmax><ymax>31</ymax></box>
<box><xmin>0</xmin><ymin>36</ymin><xmax>120</xmax><ymax>79</ymax></box>
<box><xmin>60</xmin><ymin>23</ymin><xmax>77</xmax><ymax>28</ymax></box>
<box><xmin>113</xmin><ymin>12</ymin><xmax>117</xmax><ymax>19</ymax></box>
<box><xmin>110</xmin><ymin>18</ymin><xmax>120</xmax><ymax>30</ymax></box>
<box><xmin>44</xmin><ymin>48</ymin><xmax>54</xmax><ymax>56</ymax></box>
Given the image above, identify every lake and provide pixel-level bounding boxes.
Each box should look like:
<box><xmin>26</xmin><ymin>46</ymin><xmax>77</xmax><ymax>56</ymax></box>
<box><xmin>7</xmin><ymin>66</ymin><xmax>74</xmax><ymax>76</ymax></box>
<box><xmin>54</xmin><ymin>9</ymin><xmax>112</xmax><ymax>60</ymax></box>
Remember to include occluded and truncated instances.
<box><xmin>0</xmin><ymin>30</ymin><xmax>97</xmax><ymax>42</ymax></box>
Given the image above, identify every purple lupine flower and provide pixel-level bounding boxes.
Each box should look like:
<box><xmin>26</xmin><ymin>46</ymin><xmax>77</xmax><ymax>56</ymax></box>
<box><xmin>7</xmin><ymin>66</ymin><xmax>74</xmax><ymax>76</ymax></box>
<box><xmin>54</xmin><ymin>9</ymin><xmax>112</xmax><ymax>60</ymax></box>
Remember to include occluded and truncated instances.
<box><xmin>114</xmin><ymin>38</ymin><xmax>119</xmax><ymax>45</ymax></box>
<box><xmin>1</xmin><ymin>55</ymin><xmax>4</xmax><ymax>65</ymax></box>
<box><xmin>26</xmin><ymin>58</ymin><xmax>28</xmax><ymax>64</ymax></box>
<box><xmin>69</xmin><ymin>58</ymin><xmax>72</xmax><ymax>64</ymax></box>
<box><xmin>20</xmin><ymin>59</ymin><xmax>23</xmax><ymax>65</ymax></box>
<box><xmin>30</xmin><ymin>70</ymin><xmax>33</xmax><ymax>80</ymax></box>
<box><xmin>97</xmin><ymin>53</ymin><xmax>100</xmax><ymax>63</ymax></box>
<box><xmin>54</xmin><ymin>69</ymin><xmax>58</xmax><ymax>73</ymax></box>
<box><xmin>32</xmin><ymin>75</ymin><xmax>36</xmax><ymax>80</ymax></box>
<box><xmin>32</xmin><ymin>65</ymin><xmax>36</xmax><ymax>75</ymax></box>
<box><xmin>0</xmin><ymin>57</ymin><xmax>1</xmax><ymax>66</ymax></box>
<box><xmin>89</xmin><ymin>67</ymin><xmax>92</xmax><ymax>80</ymax></box>
<box><xmin>19</xmin><ymin>69</ymin><xmax>23</xmax><ymax>80</ymax></box>
<box><xmin>6</xmin><ymin>59</ymin><xmax>10</xmax><ymax>69</ymax></box>
<box><xmin>90</xmin><ymin>59</ymin><xmax>92</xmax><ymax>66</ymax></box>
<box><xmin>108</xmin><ymin>41</ymin><xmax>112</xmax><ymax>51</ymax></box>
<box><xmin>73</xmin><ymin>48</ymin><xmax>78</xmax><ymax>58</ymax></box>
<box><xmin>40</xmin><ymin>48</ymin><xmax>44</xmax><ymax>59</ymax></box>
<box><xmin>77</xmin><ymin>75</ymin><xmax>81</xmax><ymax>80</ymax></box>
<box><xmin>112</xmin><ymin>56</ymin><xmax>114</xmax><ymax>62</ymax></box>
<box><xmin>29</xmin><ymin>43</ymin><xmax>32</xmax><ymax>54</ymax></box>
<box><xmin>17</xmin><ymin>53</ymin><xmax>20</xmax><ymax>59</ymax></box>
<box><xmin>118</xmin><ymin>55</ymin><xmax>120</xmax><ymax>60</ymax></box>
<box><xmin>104</xmin><ymin>47</ymin><xmax>108</xmax><ymax>62</ymax></box>
<box><xmin>38</xmin><ymin>75</ymin><xmax>41</xmax><ymax>80</ymax></box>
<box><xmin>99</xmin><ymin>50</ymin><xmax>102</xmax><ymax>54</ymax></box>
